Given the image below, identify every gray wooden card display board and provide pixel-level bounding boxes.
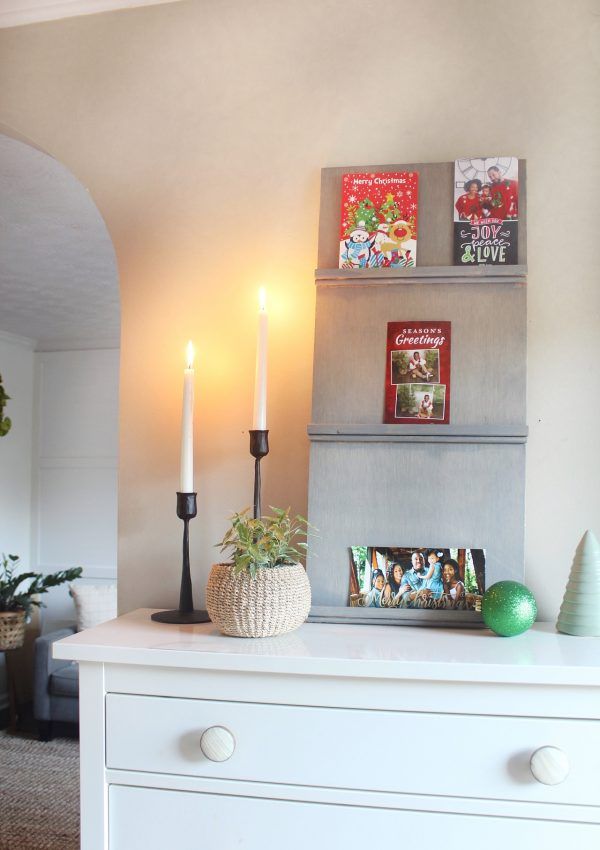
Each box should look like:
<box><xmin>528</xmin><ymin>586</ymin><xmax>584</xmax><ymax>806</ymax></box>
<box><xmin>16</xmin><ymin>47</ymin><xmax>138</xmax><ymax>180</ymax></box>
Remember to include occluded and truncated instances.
<box><xmin>306</xmin><ymin>160</ymin><xmax>527</xmax><ymax>626</ymax></box>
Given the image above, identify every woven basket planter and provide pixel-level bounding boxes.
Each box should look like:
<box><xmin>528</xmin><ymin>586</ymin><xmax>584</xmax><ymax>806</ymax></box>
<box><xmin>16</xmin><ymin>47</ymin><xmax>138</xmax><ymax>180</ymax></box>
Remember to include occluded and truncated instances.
<box><xmin>0</xmin><ymin>609</ymin><xmax>27</xmax><ymax>650</ymax></box>
<box><xmin>206</xmin><ymin>562</ymin><xmax>311</xmax><ymax>638</ymax></box>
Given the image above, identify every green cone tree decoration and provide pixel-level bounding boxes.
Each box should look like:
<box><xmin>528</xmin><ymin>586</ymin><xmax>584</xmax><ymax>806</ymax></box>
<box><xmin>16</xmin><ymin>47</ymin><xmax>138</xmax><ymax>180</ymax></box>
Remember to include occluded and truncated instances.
<box><xmin>556</xmin><ymin>530</ymin><xmax>600</xmax><ymax>636</ymax></box>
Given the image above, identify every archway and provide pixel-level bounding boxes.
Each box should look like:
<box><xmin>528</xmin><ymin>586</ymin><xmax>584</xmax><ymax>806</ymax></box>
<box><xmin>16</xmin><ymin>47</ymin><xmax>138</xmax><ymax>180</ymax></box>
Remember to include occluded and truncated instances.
<box><xmin>0</xmin><ymin>129</ymin><xmax>120</xmax><ymax>723</ymax></box>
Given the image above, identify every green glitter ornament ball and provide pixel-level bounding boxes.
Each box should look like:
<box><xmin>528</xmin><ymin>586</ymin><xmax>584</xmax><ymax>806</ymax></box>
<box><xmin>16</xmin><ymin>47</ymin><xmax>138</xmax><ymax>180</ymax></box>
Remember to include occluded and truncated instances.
<box><xmin>481</xmin><ymin>581</ymin><xmax>537</xmax><ymax>637</ymax></box>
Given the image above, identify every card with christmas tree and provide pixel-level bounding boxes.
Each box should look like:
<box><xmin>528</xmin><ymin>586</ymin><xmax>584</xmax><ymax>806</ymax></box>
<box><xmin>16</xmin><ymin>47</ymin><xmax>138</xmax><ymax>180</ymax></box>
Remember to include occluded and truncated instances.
<box><xmin>453</xmin><ymin>157</ymin><xmax>518</xmax><ymax>265</ymax></box>
<box><xmin>384</xmin><ymin>321</ymin><xmax>451</xmax><ymax>425</ymax></box>
<box><xmin>339</xmin><ymin>171</ymin><xmax>418</xmax><ymax>269</ymax></box>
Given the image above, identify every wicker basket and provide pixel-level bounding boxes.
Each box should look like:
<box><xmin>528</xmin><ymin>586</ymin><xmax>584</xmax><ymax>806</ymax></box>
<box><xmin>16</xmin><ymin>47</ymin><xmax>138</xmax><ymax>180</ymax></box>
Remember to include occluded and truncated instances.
<box><xmin>206</xmin><ymin>562</ymin><xmax>311</xmax><ymax>638</ymax></box>
<box><xmin>0</xmin><ymin>609</ymin><xmax>27</xmax><ymax>650</ymax></box>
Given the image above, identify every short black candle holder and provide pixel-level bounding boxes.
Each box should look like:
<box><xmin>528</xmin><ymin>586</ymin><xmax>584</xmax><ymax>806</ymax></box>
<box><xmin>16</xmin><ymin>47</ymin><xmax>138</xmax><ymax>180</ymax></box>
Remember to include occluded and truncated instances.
<box><xmin>249</xmin><ymin>429</ymin><xmax>269</xmax><ymax>519</ymax></box>
<box><xmin>151</xmin><ymin>492</ymin><xmax>211</xmax><ymax>624</ymax></box>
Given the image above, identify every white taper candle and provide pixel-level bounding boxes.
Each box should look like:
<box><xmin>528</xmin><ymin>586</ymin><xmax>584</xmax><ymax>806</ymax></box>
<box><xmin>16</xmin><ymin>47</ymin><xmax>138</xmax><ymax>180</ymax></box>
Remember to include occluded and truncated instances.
<box><xmin>180</xmin><ymin>340</ymin><xmax>195</xmax><ymax>492</ymax></box>
<box><xmin>252</xmin><ymin>287</ymin><xmax>268</xmax><ymax>430</ymax></box>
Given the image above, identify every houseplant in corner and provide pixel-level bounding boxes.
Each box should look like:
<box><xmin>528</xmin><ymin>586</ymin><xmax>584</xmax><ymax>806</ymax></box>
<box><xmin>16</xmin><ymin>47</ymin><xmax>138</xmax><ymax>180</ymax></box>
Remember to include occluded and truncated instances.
<box><xmin>207</xmin><ymin>508</ymin><xmax>311</xmax><ymax>638</ymax></box>
<box><xmin>0</xmin><ymin>553</ymin><xmax>82</xmax><ymax>650</ymax></box>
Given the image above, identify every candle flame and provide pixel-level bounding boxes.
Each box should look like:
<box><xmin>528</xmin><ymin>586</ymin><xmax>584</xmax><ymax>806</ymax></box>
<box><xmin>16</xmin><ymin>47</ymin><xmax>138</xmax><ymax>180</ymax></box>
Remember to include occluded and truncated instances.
<box><xmin>258</xmin><ymin>286</ymin><xmax>267</xmax><ymax>312</ymax></box>
<box><xmin>186</xmin><ymin>340</ymin><xmax>195</xmax><ymax>369</ymax></box>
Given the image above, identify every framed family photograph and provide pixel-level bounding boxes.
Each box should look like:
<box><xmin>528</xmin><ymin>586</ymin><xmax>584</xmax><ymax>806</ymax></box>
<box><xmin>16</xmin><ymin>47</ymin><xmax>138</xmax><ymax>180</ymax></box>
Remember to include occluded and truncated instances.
<box><xmin>350</xmin><ymin>546</ymin><xmax>485</xmax><ymax>613</ymax></box>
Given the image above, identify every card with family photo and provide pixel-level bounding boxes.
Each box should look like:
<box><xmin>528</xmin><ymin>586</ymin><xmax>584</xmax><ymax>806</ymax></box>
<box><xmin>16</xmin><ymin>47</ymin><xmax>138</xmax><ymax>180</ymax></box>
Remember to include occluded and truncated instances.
<box><xmin>349</xmin><ymin>546</ymin><xmax>485</xmax><ymax>611</ymax></box>
<box><xmin>453</xmin><ymin>156</ymin><xmax>519</xmax><ymax>265</ymax></box>
<box><xmin>384</xmin><ymin>321</ymin><xmax>451</xmax><ymax>424</ymax></box>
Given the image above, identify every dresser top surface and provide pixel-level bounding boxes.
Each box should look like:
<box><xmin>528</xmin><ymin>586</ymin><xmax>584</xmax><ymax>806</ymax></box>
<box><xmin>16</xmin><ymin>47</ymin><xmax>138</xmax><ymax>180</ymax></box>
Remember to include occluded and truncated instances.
<box><xmin>53</xmin><ymin>609</ymin><xmax>600</xmax><ymax>687</ymax></box>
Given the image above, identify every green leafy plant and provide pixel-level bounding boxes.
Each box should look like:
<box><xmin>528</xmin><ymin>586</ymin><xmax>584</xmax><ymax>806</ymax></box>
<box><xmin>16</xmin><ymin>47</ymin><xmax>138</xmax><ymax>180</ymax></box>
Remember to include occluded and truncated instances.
<box><xmin>217</xmin><ymin>507</ymin><xmax>310</xmax><ymax>578</ymax></box>
<box><xmin>0</xmin><ymin>553</ymin><xmax>82</xmax><ymax>617</ymax></box>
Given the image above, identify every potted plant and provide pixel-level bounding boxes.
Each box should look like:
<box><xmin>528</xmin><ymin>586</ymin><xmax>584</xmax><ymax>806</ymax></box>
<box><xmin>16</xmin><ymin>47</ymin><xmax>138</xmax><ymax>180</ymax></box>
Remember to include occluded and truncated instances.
<box><xmin>207</xmin><ymin>508</ymin><xmax>311</xmax><ymax>638</ymax></box>
<box><xmin>0</xmin><ymin>553</ymin><xmax>82</xmax><ymax>650</ymax></box>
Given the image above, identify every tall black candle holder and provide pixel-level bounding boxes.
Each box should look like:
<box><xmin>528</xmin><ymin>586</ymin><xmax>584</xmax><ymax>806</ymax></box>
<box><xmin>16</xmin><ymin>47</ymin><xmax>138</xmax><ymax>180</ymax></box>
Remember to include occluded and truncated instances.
<box><xmin>151</xmin><ymin>492</ymin><xmax>211</xmax><ymax>624</ymax></box>
<box><xmin>249</xmin><ymin>430</ymin><xmax>269</xmax><ymax>519</ymax></box>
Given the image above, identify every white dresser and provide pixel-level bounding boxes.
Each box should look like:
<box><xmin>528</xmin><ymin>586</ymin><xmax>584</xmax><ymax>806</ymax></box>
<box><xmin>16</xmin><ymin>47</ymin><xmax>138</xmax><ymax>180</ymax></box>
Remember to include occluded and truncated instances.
<box><xmin>55</xmin><ymin>610</ymin><xmax>600</xmax><ymax>849</ymax></box>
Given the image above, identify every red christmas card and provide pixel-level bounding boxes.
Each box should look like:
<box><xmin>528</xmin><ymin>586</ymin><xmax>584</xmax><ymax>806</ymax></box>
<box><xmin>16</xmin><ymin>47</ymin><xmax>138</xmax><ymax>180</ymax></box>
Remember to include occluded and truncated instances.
<box><xmin>384</xmin><ymin>321</ymin><xmax>451</xmax><ymax>425</ymax></box>
<box><xmin>339</xmin><ymin>171</ymin><xmax>419</xmax><ymax>269</ymax></box>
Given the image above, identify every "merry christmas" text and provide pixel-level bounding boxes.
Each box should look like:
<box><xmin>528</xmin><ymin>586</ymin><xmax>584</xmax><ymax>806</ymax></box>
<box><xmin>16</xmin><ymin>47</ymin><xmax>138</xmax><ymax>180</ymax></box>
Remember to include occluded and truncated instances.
<box><xmin>350</xmin><ymin>177</ymin><xmax>407</xmax><ymax>187</ymax></box>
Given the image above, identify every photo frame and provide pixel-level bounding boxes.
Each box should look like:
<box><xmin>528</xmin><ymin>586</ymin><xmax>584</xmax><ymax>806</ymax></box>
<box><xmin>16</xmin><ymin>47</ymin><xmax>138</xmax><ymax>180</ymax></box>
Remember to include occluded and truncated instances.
<box><xmin>350</xmin><ymin>546</ymin><xmax>484</xmax><ymax>612</ymax></box>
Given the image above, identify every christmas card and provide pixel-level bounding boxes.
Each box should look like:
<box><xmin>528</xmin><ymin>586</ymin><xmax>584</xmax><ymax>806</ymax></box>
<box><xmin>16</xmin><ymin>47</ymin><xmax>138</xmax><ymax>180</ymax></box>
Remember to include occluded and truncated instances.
<box><xmin>349</xmin><ymin>546</ymin><xmax>485</xmax><ymax>611</ymax></box>
<box><xmin>384</xmin><ymin>321</ymin><xmax>451</xmax><ymax>424</ymax></box>
<box><xmin>453</xmin><ymin>157</ymin><xmax>518</xmax><ymax>265</ymax></box>
<box><xmin>339</xmin><ymin>171</ymin><xmax>418</xmax><ymax>269</ymax></box>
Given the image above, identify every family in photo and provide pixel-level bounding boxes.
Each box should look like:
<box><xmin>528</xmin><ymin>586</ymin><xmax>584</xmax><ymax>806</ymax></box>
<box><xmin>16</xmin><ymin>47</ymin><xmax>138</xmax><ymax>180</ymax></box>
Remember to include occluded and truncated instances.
<box><xmin>350</xmin><ymin>546</ymin><xmax>485</xmax><ymax>610</ymax></box>
<box><xmin>454</xmin><ymin>163</ymin><xmax>519</xmax><ymax>223</ymax></box>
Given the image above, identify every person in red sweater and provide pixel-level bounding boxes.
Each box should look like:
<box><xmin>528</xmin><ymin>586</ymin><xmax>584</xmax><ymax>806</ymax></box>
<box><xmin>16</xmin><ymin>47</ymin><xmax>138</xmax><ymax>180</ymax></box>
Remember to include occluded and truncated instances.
<box><xmin>487</xmin><ymin>166</ymin><xmax>519</xmax><ymax>220</ymax></box>
<box><xmin>480</xmin><ymin>183</ymin><xmax>494</xmax><ymax>218</ymax></box>
<box><xmin>455</xmin><ymin>179</ymin><xmax>483</xmax><ymax>222</ymax></box>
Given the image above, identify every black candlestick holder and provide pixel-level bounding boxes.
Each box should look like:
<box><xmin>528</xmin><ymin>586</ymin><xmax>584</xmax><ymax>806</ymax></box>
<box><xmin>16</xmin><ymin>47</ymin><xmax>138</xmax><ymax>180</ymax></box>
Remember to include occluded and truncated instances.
<box><xmin>249</xmin><ymin>430</ymin><xmax>269</xmax><ymax>519</ymax></box>
<box><xmin>151</xmin><ymin>492</ymin><xmax>211</xmax><ymax>624</ymax></box>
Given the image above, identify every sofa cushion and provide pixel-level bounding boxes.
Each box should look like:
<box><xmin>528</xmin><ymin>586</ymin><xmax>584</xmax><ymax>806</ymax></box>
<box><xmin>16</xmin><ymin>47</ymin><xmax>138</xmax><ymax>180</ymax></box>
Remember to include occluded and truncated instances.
<box><xmin>70</xmin><ymin>583</ymin><xmax>117</xmax><ymax>631</ymax></box>
<box><xmin>49</xmin><ymin>662</ymin><xmax>79</xmax><ymax>698</ymax></box>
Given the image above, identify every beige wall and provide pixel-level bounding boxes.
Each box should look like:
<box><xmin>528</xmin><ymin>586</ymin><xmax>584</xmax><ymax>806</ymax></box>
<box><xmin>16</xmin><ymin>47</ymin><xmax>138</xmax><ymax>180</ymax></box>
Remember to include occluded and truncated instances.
<box><xmin>0</xmin><ymin>0</ymin><xmax>598</xmax><ymax>620</ymax></box>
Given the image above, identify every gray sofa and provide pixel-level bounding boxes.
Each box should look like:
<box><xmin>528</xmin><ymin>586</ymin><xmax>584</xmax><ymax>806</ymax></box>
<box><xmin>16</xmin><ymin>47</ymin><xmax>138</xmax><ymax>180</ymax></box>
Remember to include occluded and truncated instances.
<box><xmin>33</xmin><ymin>626</ymin><xmax>79</xmax><ymax>740</ymax></box>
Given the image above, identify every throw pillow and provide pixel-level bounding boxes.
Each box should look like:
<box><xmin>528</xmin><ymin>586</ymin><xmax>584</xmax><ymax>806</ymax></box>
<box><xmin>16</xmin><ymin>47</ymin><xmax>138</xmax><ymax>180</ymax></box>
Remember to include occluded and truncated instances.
<box><xmin>69</xmin><ymin>583</ymin><xmax>117</xmax><ymax>631</ymax></box>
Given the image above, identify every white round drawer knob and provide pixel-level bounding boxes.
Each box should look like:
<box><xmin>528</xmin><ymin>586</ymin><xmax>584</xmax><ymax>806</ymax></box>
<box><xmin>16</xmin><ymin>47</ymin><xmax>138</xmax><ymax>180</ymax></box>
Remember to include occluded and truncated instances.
<box><xmin>200</xmin><ymin>726</ymin><xmax>236</xmax><ymax>762</ymax></box>
<box><xmin>530</xmin><ymin>746</ymin><xmax>570</xmax><ymax>785</ymax></box>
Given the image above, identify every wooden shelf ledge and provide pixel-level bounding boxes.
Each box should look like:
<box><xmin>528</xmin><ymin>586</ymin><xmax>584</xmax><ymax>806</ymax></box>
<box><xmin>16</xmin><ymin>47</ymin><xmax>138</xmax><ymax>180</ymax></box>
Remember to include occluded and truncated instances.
<box><xmin>308</xmin><ymin>423</ymin><xmax>528</xmax><ymax>445</ymax></box>
<box><xmin>315</xmin><ymin>265</ymin><xmax>527</xmax><ymax>286</ymax></box>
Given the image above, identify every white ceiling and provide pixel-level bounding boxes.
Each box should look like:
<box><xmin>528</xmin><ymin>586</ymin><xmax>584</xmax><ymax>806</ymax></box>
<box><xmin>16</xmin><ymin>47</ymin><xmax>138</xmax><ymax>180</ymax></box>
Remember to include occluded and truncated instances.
<box><xmin>0</xmin><ymin>0</ymin><xmax>182</xmax><ymax>28</ymax></box>
<box><xmin>0</xmin><ymin>134</ymin><xmax>120</xmax><ymax>350</ymax></box>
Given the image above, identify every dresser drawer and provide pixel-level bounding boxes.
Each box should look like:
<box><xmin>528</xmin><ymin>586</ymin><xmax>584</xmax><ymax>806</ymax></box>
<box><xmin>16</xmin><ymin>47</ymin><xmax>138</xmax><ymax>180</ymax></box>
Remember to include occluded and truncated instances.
<box><xmin>109</xmin><ymin>784</ymin><xmax>600</xmax><ymax>850</ymax></box>
<box><xmin>106</xmin><ymin>694</ymin><xmax>600</xmax><ymax>805</ymax></box>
